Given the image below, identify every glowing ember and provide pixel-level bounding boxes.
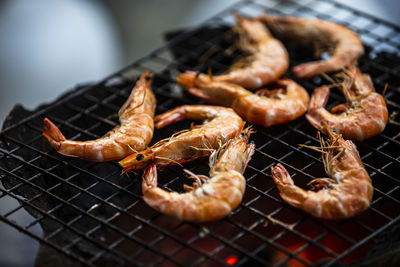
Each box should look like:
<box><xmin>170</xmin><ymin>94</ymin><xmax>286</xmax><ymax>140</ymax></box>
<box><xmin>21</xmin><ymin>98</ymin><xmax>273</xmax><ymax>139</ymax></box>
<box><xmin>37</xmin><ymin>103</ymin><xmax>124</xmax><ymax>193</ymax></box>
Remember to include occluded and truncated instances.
<box><xmin>225</xmin><ymin>256</ymin><xmax>239</xmax><ymax>265</ymax></box>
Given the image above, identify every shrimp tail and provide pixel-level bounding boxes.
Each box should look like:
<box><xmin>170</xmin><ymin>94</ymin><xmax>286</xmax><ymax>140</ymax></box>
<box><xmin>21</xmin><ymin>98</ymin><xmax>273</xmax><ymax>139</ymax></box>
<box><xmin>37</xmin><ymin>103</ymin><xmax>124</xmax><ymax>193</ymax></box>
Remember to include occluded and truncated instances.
<box><xmin>154</xmin><ymin>108</ymin><xmax>185</xmax><ymax>129</ymax></box>
<box><xmin>309</xmin><ymin>86</ymin><xmax>330</xmax><ymax>110</ymax></box>
<box><xmin>155</xmin><ymin>105</ymin><xmax>217</xmax><ymax>129</ymax></box>
<box><xmin>306</xmin><ymin>86</ymin><xmax>330</xmax><ymax>132</ymax></box>
<box><xmin>292</xmin><ymin>61</ymin><xmax>334</xmax><ymax>79</ymax></box>
<box><xmin>142</xmin><ymin>164</ymin><xmax>158</xmax><ymax>193</ymax></box>
<box><xmin>271</xmin><ymin>163</ymin><xmax>294</xmax><ymax>186</ymax></box>
<box><xmin>271</xmin><ymin>164</ymin><xmax>309</xmax><ymax>210</ymax></box>
<box><xmin>176</xmin><ymin>71</ymin><xmax>197</xmax><ymax>88</ymax></box>
<box><xmin>43</xmin><ymin>118</ymin><xmax>66</xmax><ymax>150</ymax></box>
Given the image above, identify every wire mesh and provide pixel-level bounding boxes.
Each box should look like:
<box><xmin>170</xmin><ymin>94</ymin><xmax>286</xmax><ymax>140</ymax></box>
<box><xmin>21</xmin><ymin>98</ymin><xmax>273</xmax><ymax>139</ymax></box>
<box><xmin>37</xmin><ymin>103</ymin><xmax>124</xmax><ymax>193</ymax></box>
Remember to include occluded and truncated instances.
<box><xmin>1</xmin><ymin>0</ymin><xmax>400</xmax><ymax>266</ymax></box>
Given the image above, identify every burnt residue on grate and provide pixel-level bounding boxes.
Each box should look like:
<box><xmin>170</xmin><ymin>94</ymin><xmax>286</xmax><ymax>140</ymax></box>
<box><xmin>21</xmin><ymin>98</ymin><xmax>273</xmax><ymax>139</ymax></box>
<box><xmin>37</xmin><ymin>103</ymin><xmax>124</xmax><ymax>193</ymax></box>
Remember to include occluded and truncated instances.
<box><xmin>1</xmin><ymin>0</ymin><xmax>400</xmax><ymax>266</ymax></box>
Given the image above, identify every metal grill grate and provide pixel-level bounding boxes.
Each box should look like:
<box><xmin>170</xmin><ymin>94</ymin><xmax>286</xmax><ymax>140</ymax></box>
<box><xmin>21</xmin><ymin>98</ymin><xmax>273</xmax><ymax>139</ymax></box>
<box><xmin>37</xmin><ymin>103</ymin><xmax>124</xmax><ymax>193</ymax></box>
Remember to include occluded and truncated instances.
<box><xmin>1</xmin><ymin>0</ymin><xmax>400</xmax><ymax>266</ymax></box>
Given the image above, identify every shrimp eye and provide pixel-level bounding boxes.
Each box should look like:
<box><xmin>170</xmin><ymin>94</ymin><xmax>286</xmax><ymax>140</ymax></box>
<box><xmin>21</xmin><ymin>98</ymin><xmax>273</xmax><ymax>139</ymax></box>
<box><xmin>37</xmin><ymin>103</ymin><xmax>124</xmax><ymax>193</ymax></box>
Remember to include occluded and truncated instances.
<box><xmin>136</xmin><ymin>154</ymin><xmax>144</xmax><ymax>161</ymax></box>
<box><xmin>240</xmin><ymin>132</ymin><xmax>247</xmax><ymax>137</ymax></box>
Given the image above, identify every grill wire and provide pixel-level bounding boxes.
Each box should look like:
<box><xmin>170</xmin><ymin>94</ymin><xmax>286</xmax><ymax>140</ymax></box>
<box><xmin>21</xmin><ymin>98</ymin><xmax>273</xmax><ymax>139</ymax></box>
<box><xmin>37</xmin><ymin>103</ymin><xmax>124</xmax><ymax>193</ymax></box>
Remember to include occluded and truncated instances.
<box><xmin>1</xmin><ymin>0</ymin><xmax>400</xmax><ymax>266</ymax></box>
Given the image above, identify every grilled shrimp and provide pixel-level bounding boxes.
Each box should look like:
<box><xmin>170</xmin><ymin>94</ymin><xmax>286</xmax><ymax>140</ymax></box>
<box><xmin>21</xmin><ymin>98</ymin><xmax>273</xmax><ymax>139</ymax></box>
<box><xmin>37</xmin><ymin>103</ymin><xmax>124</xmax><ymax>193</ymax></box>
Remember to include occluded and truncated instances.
<box><xmin>258</xmin><ymin>15</ymin><xmax>364</xmax><ymax>79</ymax></box>
<box><xmin>306</xmin><ymin>67</ymin><xmax>388</xmax><ymax>141</ymax></box>
<box><xmin>184</xmin><ymin>14</ymin><xmax>288</xmax><ymax>89</ymax></box>
<box><xmin>142</xmin><ymin>128</ymin><xmax>255</xmax><ymax>222</ymax></box>
<box><xmin>178</xmin><ymin>71</ymin><xmax>309</xmax><ymax>127</ymax></box>
<box><xmin>43</xmin><ymin>72</ymin><xmax>156</xmax><ymax>161</ymax></box>
<box><xmin>119</xmin><ymin>105</ymin><xmax>244</xmax><ymax>172</ymax></box>
<box><xmin>271</xmin><ymin>129</ymin><xmax>372</xmax><ymax>219</ymax></box>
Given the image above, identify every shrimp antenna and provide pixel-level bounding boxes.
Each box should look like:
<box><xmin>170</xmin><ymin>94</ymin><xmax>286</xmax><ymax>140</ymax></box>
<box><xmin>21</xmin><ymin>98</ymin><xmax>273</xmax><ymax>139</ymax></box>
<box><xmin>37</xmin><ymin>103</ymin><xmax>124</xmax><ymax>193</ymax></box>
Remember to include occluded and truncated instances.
<box><xmin>199</xmin><ymin>45</ymin><xmax>220</xmax><ymax>64</ymax></box>
<box><xmin>183</xmin><ymin>169</ymin><xmax>209</xmax><ymax>192</ymax></box>
<box><xmin>321</xmin><ymin>72</ymin><xmax>336</xmax><ymax>84</ymax></box>
<box><xmin>388</xmin><ymin>111</ymin><xmax>399</xmax><ymax>126</ymax></box>
<box><xmin>318</xmin><ymin>72</ymin><xmax>343</xmax><ymax>90</ymax></box>
<box><xmin>209</xmin><ymin>139</ymin><xmax>230</xmax><ymax>168</ymax></box>
<box><xmin>339</xmin><ymin>68</ymin><xmax>357</xmax><ymax>101</ymax></box>
<box><xmin>382</xmin><ymin>83</ymin><xmax>389</xmax><ymax>96</ymax></box>
<box><xmin>151</xmin><ymin>137</ymin><xmax>170</xmax><ymax>148</ymax></box>
<box><xmin>201</xmin><ymin>134</ymin><xmax>214</xmax><ymax>152</ymax></box>
<box><xmin>340</xmin><ymin>83</ymin><xmax>353</xmax><ymax>103</ymax></box>
<box><xmin>299</xmin><ymin>131</ymin><xmax>341</xmax><ymax>154</ymax></box>
<box><xmin>298</xmin><ymin>144</ymin><xmax>342</xmax><ymax>153</ymax></box>
<box><xmin>151</xmin><ymin>129</ymin><xmax>191</xmax><ymax>148</ymax></box>
<box><xmin>207</xmin><ymin>66</ymin><xmax>214</xmax><ymax>81</ymax></box>
<box><xmin>209</xmin><ymin>147</ymin><xmax>221</xmax><ymax>168</ymax></box>
<box><xmin>317</xmin><ymin>131</ymin><xmax>326</xmax><ymax>153</ymax></box>
<box><xmin>183</xmin><ymin>169</ymin><xmax>209</xmax><ymax>183</ymax></box>
<box><xmin>154</xmin><ymin>156</ymin><xmax>183</xmax><ymax>167</ymax></box>
<box><xmin>121</xmin><ymin>168</ymin><xmax>130</xmax><ymax>176</ymax></box>
<box><xmin>127</xmin><ymin>144</ymin><xmax>138</xmax><ymax>153</ymax></box>
<box><xmin>234</xmin><ymin>121</ymin><xmax>247</xmax><ymax>138</ymax></box>
<box><xmin>189</xmin><ymin>146</ymin><xmax>214</xmax><ymax>152</ymax></box>
<box><xmin>171</xmin><ymin>129</ymin><xmax>191</xmax><ymax>138</ymax></box>
<box><xmin>318</xmin><ymin>131</ymin><xmax>330</xmax><ymax>173</ymax></box>
<box><xmin>388</xmin><ymin>118</ymin><xmax>400</xmax><ymax>126</ymax></box>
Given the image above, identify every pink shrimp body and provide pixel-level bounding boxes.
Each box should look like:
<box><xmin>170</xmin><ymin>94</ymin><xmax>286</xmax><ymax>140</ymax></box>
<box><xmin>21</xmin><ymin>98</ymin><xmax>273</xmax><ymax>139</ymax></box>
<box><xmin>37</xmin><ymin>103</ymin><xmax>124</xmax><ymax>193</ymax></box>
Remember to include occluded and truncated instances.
<box><xmin>306</xmin><ymin>67</ymin><xmax>388</xmax><ymax>141</ymax></box>
<box><xmin>142</xmin><ymin>129</ymin><xmax>255</xmax><ymax>222</ymax></box>
<box><xmin>187</xmin><ymin>14</ymin><xmax>288</xmax><ymax>89</ymax></box>
<box><xmin>178</xmin><ymin>71</ymin><xmax>309</xmax><ymax>127</ymax></box>
<box><xmin>271</xmin><ymin>129</ymin><xmax>372</xmax><ymax>219</ymax></box>
<box><xmin>43</xmin><ymin>71</ymin><xmax>156</xmax><ymax>161</ymax></box>
<box><xmin>119</xmin><ymin>105</ymin><xmax>244</xmax><ymax>172</ymax></box>
<box><xmin>258</xmin><ymin>15</ymin><xmax>364</xmax><ymax>79</ymax></box>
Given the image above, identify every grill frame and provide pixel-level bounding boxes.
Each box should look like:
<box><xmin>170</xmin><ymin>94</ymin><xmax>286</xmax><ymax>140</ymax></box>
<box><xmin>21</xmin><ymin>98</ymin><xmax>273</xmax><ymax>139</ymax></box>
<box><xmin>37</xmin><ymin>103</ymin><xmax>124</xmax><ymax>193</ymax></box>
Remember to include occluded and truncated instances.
<box><xmin>1</xmin><ymin>0</ymin><xmax>400</xmax><ymax>266</ymax></box>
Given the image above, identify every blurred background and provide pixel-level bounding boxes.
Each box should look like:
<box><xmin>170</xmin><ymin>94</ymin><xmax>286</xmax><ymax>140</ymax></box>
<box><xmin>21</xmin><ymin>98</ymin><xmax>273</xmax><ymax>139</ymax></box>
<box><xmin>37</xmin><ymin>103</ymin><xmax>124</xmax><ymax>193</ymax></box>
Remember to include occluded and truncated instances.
<box><xmin>1</xmin><ymin>0</ymin><xmax>400</xmax><ymax>126</ymax></box>
<box><xmin>0</xmin><ymin>0</ymin><xmax>399</xmax><ymax>266</ymax></box>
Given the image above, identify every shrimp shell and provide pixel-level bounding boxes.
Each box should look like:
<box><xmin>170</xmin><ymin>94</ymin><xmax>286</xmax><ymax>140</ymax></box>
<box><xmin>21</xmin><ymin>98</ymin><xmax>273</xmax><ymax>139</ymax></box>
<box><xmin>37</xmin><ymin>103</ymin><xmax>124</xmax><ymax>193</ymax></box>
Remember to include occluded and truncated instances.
<box><xmin>142</xmin><ymin>129</ymin><xmax>255</xmax><ymax>222</ymax></box>
<box><xmin>42</xmin><ymin>71</ymin><xmax>156</xmax><ymax>161</ymax></box>
<box><xmin>119</xmin><ymin>105</ymin><xmax>244</xmax><ymax>172</ymax></box>
<box><xmin>271</xmin><ymin>130</ymin><xmax>373</xmax><ymax>219</ymax></box>
<box><xmin>258</xmin><ymin>14</ymin><xmax>364</xmax><ymax>79</ymax></box>
<box><xmin>306</xmin><ymin>67</ymin><xmax>388</xmax><ymax>141</ymax></box>
<box><xmin>184</xmin><ymin>14</ymin><xmax>288</xmax><ymax>89</ymax></box>
<box><xmin>178</xmin><ymin>71</ymin><xmax>309</xmax><ymax>127</ymax></box>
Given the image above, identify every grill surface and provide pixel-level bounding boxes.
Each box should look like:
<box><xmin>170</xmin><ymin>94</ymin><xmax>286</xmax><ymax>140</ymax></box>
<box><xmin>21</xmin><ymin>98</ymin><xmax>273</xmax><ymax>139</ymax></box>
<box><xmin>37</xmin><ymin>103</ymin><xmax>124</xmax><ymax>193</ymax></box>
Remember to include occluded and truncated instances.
<box><xmin>1</xmin><ymin>0</ymin><xmax>400</xmax><ymax>266</ymax></box>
